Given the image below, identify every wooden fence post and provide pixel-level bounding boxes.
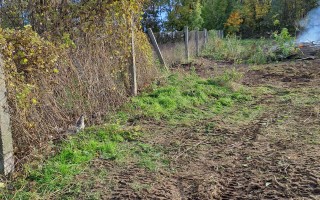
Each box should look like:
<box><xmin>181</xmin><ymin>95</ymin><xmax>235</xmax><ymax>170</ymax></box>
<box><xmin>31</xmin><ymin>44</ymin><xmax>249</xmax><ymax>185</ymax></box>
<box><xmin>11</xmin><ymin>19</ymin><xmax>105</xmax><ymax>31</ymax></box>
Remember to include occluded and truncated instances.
<box><xmin>184</xmin><ymin>26</ymin><xmax>189</xmax><ymax>61</ymax></box>
<box><xmin>147</xmin><ymin>28</ymin><xmax>168</xmax><ymax>70</ymax></box>
<box><xmin>0</xmin><ymin>55</ymin><xmax>14</xmax><ymax>175</ymax></box>
<box><xmin>130</xmin><ymin>17</ymin><xmax>137</xmax><ymax>96</ymax></box>
<box><xmin>195</xmin><ymin>28</ymin><xmax>199</xmax><ymax>57</ymax></box>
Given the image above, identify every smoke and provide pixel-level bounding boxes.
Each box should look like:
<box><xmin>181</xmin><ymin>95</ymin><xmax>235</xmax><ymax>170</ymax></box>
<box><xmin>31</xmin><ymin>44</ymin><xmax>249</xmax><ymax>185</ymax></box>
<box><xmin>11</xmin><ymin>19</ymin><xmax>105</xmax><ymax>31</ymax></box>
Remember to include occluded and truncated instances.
<box><xmin>297</xmin><ymin>4</ymin><xmax>320</xmax><ymax>43</ymax></box>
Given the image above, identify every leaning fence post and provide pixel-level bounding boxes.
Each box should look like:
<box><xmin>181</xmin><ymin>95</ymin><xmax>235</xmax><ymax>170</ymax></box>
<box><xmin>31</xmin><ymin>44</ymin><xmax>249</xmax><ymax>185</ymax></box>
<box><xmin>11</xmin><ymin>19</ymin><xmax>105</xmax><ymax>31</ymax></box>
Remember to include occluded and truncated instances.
<box><xmin>130</xmin><ymin>17</ymin><xmax>137</xmax><ymax>96</ymax></box>
<box><xmin>0</xmin><ymin>55</ymin><xmax>14</xmax><ymax>175</ymax></box>
<box><xmin>195</xmin><ymin>28</ymin><xmax>199</xmax><ymax>57</ymax></box>
<box><xmin>184</xmin><ymin>26</ymin><xmax>189</xmax><ymax>61</ymax></box>
<box><xmin>147</xmin><ymin>28</ymin><xmax>168</xmax><ymax>70</ymax></box>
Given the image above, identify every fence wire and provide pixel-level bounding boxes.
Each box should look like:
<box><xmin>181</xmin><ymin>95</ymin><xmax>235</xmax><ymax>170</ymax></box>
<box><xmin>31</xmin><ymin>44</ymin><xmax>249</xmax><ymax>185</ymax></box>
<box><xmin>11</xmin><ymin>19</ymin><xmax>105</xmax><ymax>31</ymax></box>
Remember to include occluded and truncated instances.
<box><xmin>153</xmin><ymin>29</ymin><xmax>207</xmax><ymax>66</ymax></box>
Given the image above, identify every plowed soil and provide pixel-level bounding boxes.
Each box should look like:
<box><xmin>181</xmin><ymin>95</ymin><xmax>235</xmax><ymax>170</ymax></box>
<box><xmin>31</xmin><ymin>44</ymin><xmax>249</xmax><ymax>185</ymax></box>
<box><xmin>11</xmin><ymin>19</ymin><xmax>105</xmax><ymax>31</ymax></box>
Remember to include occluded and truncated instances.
<box><xmin>68</xmin><ymin>59</ymin><xmax>320</xmax><ymax>199</ymax></box>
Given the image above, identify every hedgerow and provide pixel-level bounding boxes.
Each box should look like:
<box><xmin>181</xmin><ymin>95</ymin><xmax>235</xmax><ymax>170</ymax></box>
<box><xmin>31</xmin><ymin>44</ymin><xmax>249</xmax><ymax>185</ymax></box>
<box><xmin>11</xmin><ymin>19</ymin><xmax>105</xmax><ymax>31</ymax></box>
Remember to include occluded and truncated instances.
<box><xmin>0</xmin><ymin>0</ymin><xmax>158</xmax><ymax>167</ymax></box>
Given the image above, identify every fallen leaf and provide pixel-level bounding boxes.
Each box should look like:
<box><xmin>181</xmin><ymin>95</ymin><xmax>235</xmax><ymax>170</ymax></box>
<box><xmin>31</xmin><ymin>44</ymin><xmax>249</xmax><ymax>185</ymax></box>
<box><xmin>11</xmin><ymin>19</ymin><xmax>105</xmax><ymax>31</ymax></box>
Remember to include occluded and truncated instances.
<box><xmin>0</xmin><ymin>182</ymin><xmax>5</xmax><ymax>188</ymax></box>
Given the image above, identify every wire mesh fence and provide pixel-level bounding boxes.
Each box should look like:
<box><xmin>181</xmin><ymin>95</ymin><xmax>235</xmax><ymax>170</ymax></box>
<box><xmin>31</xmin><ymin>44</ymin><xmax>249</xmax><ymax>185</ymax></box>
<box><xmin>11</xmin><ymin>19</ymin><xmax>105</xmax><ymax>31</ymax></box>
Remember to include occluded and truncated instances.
<box><xmin>188</xmin><ymin>30</ymin><xmax>206</xmax><ymax>57</ymax></box>
<box><xmin>0</xmin><ymin>28</ymin><xmax>158</xmax><ymax>173</ymax></box>
<box><xmin>153</xmin><ymin>28</ymin><xmax>207</xmax><ymax>66</ymax></box>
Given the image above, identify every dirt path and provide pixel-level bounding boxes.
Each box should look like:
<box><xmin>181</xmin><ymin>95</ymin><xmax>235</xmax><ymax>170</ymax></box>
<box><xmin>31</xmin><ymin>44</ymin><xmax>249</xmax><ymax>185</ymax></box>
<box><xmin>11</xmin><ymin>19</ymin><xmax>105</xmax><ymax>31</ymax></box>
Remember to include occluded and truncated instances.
<box><xmin>67</xmin><ymin>59</ymin><xmax>320</xmax><ymax>199</ymax></box>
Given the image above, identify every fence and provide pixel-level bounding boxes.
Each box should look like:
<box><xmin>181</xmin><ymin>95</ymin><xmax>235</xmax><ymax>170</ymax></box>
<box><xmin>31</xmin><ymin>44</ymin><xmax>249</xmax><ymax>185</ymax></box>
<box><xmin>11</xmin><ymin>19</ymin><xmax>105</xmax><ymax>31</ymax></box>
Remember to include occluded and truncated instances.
<box><xmin>0</xmin><ymin>22</ymin><xmax>158</xmax><ymax>175</ymax></box>
<box><xmin>0</xmin><ymin>25</ymin><xmax>223</xmax><ymax>175</ymax></box>
<box><xmin>148</xmin><ymin>27</ymin><xmax>210</xmax><ymax>66</ymax></box>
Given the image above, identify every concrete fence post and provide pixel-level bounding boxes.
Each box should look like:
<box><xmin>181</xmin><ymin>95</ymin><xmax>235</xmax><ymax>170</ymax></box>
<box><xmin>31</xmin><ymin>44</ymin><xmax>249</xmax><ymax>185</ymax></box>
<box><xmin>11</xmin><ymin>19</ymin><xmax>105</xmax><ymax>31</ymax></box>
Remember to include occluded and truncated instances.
<box><xmin>218</xmin><ymin>30</ymin><xmax>224</xmax><ymax>39</ymax></box>
<box><xmin>130</xmin><ymin>17</ymin><xmax>137</xmax><ymax>96</ymax></box>
<box><xmin>147</xmin><ymin>28</ymin><xmax>168</xmax><ymax>70</ymax></box>
<box><xmin>204</xmin><ymin>29</ymin><xmax>208</xmax><ymax>44</ymax></box>
<box><xmin>195</xmin><ymin>28</ymin><xmax>199</xmax><ymax>57</ymax></box>
<box><xmin>0</xmin><ymin>55</ymin><xmax>14</xmax><ymax>175</ymax></box>
<box><xmin>184</xmin><ymin>26</ymin><xmax>189</xmax><ymax>61</ymax></box>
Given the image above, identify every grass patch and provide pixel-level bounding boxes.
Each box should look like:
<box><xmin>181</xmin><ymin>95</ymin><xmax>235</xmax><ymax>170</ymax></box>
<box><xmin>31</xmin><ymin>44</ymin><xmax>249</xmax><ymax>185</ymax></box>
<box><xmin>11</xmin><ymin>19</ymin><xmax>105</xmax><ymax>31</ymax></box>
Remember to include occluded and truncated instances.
<box><xmin>1</xmin><ymin>125</ymin><xmax>134</xmax><ymax>199</ymax></box>
<box><xmin>0</xmin><ymin>70</ymin><xmax>252</xmax><ymax>199</ymax></box>
<box><xmin>226</xmin><ymin>105</ymin><xmax>264</xmax><ymax>126</ymax></box>
<box><xmin>127</xmin><ymin>69</ymin><xmax>250</xmax><ymax>124</ymax></box>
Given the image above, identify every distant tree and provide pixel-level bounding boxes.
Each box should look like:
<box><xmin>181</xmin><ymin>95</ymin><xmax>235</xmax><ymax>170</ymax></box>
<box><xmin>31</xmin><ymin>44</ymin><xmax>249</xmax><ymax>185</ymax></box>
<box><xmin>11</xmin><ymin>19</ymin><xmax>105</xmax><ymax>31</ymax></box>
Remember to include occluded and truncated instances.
<box><xmin>142</xmin><ymin>0</ymin><xmax>168</xmax><ymax>32</ymax></box>
<box><xmin>270</xmin><ymin>0</ymin><xmax>318</xmax><ymax>33</ymax></box>
<box><xmin>202</xmin><ymin>0</ymin><xmax>233</xmax><ymax>30</ymax></box>
<box><xmin>224</xmin><ymin>10</ymin><xmax>243</xmax><ymax>34</ymax></box>
<box><xmin>237</xmin><ymin>0</ymin><xmax>318</xmax><ymax>37</ymax></box>
<box><xmin>165</xmin><ymin>0</ymin><xmax>204</xmax><ymax>31</ymax></box>
<box><xmin>238</xmin><ymin>0</ymin><xmax>271</xmax><ymax>36</ymax></box>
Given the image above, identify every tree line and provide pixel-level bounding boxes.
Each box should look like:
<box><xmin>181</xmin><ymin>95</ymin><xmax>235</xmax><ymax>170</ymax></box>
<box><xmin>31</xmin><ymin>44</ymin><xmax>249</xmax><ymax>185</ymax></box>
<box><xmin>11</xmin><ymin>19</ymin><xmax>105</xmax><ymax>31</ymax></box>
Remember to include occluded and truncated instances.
<box><xmin>0</xmin><ymin>0</ymin><xmax>318</xmax><ymax>38</ymax></box>
<box><xmin>142</xmin><ymin>0</ymin><xmax>319</xmax><ymax>37</ymax></box>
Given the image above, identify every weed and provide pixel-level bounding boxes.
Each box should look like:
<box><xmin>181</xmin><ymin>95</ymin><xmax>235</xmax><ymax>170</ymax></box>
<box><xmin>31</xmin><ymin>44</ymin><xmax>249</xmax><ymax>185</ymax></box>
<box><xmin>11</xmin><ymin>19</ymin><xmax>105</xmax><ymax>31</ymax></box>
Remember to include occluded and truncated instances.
<box><xmin>213</xmin><ymin>68</ymin><xmax>243</xmax><ymax>86</ymax></box>
<box><xmin>273</xmin><ymin>28</ymin><xmax>297</xmax><ymax>58</ymax></box>
<box><xmin>205</xmin><ymin>122</ymin><xmax>216</xmax><ymax>134</ymax></box>
<box><xmin>202</xmin><ymin>32</ymin><xmax>275</xmax><ymax>64</ymax></box>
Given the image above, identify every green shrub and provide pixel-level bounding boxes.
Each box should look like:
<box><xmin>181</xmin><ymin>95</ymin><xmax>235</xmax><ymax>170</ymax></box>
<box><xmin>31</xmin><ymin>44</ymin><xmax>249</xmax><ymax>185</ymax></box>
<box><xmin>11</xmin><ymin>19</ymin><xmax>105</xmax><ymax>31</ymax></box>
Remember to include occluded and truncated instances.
<box><xmin>273</xmin><ymin>28</ymin><xmax>297</xmax><ymax>57</ymax></box>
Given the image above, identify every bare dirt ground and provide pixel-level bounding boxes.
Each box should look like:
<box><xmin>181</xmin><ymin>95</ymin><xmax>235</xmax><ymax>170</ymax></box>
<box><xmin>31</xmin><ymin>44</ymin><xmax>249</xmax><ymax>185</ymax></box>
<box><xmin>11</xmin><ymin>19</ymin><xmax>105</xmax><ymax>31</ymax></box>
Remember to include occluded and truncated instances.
<box><xmin>66</xmin><ymin>59</ymin><xmax>320</xmax><ymax>199</ymax></box>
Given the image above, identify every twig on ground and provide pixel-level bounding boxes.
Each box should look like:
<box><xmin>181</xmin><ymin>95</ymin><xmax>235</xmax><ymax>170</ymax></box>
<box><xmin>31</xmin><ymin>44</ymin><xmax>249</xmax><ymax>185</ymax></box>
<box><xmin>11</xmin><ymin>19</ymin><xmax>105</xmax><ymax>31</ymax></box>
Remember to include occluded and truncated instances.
<box><xmin>174</xmin><ymin>140</ymin><xmax>207</xmax><ymax>161</ymax></box>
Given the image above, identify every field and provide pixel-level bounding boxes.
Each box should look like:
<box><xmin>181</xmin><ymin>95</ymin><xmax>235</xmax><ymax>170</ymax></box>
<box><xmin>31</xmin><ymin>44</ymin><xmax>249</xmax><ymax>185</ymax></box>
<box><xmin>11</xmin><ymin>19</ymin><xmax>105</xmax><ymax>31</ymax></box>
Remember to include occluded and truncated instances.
<box><xmin>1</xmin><ymin>56</ymin><xmax>319</xmax><ymax>199</ymax></box>
<box><xmin>1</xmin><ymin>1</ymin><xmax>320</xmax><ymax>199</ymax></box>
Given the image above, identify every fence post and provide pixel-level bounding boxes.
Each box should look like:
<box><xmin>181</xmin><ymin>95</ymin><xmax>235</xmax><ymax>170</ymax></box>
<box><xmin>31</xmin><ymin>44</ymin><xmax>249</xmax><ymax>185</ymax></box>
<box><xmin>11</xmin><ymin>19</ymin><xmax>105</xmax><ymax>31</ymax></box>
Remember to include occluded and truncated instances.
<box><xmin>130</xmin><ymin>17</ymin><xmax>137</xmax><ymax>96</ymax></box>
<box><xmin>218</xmin><ymin>30</ymin><xmax>224</xmax><ymax>39</ymax></box>
<box><xmin>0</xmin><ymin>55</ymin><xmax>14</xmax><ymax>175</ymax></box>
<box><xmin>147</xmin><ymin>28</ymin><xmax>168</xmax><ymax>70</ymax></box>
<box><xmin>195</xmin><ymin>28</ymin><xmax>199</xmax><ymax>57</ymax></box>
<box><xmin>184</xmin><ymin>26</ymin><xmax>189</xmax><ymax>61</ymax></box>
<box><xmin>204</xmin><ymin>29</ymin><xmax>208</xmax><ymax>44</ymax></box>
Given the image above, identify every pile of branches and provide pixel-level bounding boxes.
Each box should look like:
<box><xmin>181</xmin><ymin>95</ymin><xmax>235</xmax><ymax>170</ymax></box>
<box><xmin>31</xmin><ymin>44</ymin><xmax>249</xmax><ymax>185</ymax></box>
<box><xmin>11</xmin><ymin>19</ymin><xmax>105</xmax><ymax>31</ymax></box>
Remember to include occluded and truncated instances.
<box><xmin>272</xmin><ymin>42</ymin><xmax>320</xmax><ymax>60</ymax></box>
<box><xmin>297</xmin><ymin>42</ymin><xmax>320</xmax><ymax>59</ymax></box>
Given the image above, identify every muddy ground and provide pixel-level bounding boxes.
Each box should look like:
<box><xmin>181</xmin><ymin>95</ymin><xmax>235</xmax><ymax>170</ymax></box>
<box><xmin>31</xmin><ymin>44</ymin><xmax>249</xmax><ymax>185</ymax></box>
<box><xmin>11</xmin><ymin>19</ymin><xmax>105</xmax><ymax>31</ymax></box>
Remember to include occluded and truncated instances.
<box><xmin>65</xmin><ymin>59</ymin><xmax>319</xmax><ymax>199</ymax></box>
